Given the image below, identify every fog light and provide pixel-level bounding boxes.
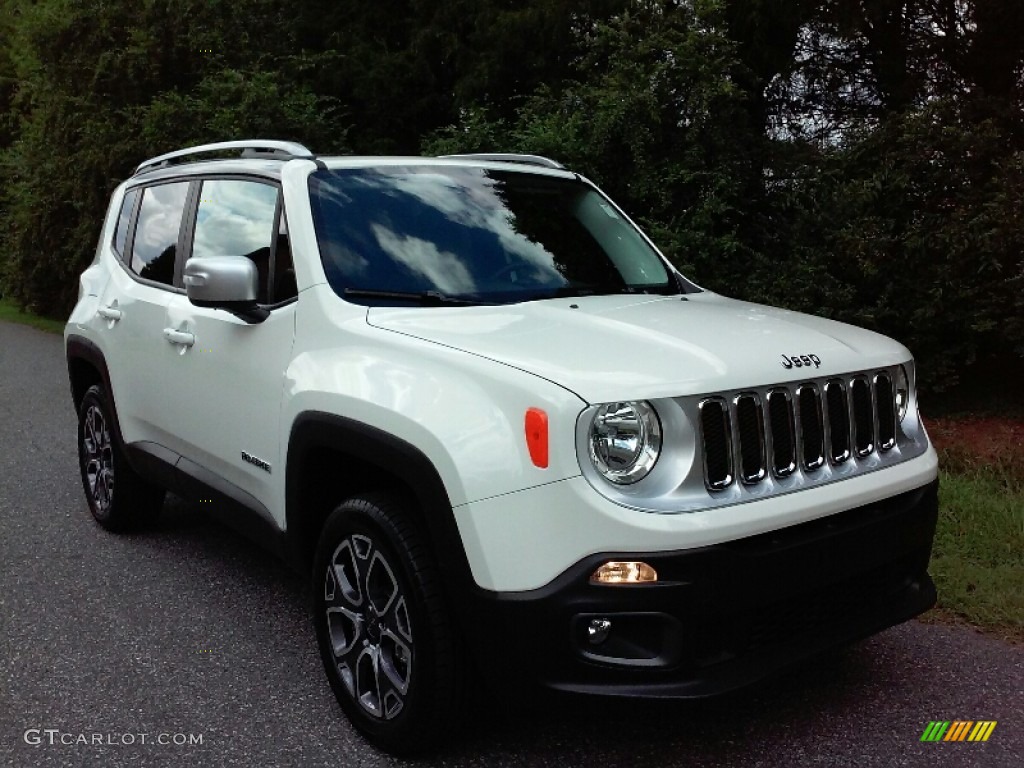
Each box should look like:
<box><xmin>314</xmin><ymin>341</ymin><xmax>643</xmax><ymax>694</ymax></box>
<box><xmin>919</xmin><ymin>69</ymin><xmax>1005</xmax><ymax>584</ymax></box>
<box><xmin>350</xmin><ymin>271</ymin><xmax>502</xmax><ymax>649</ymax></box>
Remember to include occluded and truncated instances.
<box><xmin>590</xmin><ymin>561</ymin><xmax>658</xmax><ymax>585</ymax></box>
<box><xmin>587</xmin><ymin>618</ymin><xmax>612</xmax><ymax>645</ymax></box>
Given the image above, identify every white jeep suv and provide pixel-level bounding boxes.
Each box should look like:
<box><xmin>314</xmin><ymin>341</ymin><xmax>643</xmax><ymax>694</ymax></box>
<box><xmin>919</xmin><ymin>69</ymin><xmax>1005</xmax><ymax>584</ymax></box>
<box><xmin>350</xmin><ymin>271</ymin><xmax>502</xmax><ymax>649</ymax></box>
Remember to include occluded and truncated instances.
<box><xmin>65</xmin><ymin>140</ymin><xmax>939</xmax><ymax>755</ymax></box>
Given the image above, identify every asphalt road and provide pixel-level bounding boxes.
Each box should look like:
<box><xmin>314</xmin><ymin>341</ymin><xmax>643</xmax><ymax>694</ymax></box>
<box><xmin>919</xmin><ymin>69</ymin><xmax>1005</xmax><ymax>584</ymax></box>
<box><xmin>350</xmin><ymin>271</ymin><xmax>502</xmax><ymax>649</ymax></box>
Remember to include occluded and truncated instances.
<box><xmin>1</xmin><ymin>318</ymin><xmax>1021</xmax><ymax>768</ymax></box>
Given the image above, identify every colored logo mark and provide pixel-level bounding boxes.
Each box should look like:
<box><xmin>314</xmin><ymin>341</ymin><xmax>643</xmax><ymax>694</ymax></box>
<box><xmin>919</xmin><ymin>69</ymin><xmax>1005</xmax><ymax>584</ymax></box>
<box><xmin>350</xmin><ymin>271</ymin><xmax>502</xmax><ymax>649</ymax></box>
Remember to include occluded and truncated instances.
<box><xmin>920</xmin><ymin>721</ymin><xmax>997</xmax><ymax>742</ymax></box>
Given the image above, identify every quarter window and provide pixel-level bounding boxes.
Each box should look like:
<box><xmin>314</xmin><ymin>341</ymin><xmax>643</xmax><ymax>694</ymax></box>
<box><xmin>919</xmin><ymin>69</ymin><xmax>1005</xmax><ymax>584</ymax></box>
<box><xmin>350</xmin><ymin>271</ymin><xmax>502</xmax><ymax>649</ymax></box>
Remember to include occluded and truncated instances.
<box><xmin>113</xmin><ymin>187</ymin><xmax>139</xmax><ymax>256</ymax></box>
<box><xmin>192</xmin><ymin>180</ymin><xmax>279</xmax><ymax>304</ymax></box>
<box><xmin>131</xmin><ymin>182</ymin><xmax>190</xmax><ymax>287</ymax></box>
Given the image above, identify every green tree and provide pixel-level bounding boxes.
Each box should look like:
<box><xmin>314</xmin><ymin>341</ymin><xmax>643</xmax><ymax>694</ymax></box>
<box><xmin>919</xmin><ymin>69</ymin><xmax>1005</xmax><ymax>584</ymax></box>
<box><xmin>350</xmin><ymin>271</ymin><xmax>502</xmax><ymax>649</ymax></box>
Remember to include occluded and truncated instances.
<box><xmin>429</xmin><ymin>1</ymin><xmax>764</xmax><ymax>291</ymax></box>
<box><xmin>0</xmin><ymin>0</ymin><xmax>339</xmax><ymax>313</ymax></box>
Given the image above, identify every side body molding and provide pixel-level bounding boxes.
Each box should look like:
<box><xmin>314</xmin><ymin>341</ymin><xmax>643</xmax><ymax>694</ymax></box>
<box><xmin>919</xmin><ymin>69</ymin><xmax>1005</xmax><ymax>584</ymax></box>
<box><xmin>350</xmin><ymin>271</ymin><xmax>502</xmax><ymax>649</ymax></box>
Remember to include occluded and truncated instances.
<box><xmin>126</xmin><ymin>441</ymin><xmax>288</xmax><ymax>560</ymax></box>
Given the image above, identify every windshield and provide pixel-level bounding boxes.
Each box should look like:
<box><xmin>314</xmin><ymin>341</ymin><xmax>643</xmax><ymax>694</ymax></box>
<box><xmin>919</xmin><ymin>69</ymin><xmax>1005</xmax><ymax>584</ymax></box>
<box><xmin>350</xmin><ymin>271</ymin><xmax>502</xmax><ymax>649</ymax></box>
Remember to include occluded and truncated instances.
<box><xmin>308</xmin><ymin>166</ymin><xmax>678</xmax><ymax>305</ymax></box>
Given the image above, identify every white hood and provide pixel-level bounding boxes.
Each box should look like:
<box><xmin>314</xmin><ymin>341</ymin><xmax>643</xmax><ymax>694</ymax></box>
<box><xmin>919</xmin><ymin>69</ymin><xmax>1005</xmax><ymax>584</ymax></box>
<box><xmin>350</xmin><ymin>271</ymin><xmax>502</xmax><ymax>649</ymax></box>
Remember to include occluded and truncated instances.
<box><xmin>366</xmin><ymin>292</ymin><xmax>911</xmax><ymax>403</ymax></box>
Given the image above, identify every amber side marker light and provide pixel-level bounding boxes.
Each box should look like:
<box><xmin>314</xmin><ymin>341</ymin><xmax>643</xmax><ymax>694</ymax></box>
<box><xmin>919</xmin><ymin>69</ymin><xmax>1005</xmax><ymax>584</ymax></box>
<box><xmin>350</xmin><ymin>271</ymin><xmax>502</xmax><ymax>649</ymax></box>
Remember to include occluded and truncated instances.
<box><xmin>591</xmin><ymin>561</ymin><xmax>658</xmax><ymax>584</ymax></box>
<box><xmin>525</xmin><ymin>408</ymin><xmax>549</xmax><ymax>468</ymax></box>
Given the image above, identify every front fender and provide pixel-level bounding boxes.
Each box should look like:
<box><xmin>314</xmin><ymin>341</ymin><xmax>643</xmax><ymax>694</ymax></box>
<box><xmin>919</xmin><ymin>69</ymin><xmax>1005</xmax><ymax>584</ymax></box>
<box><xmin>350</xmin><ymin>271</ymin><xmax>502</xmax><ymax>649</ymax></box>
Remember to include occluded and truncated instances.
<box><xmin>284</xmin><ymin>288</ymin><xmax>586</xmax><ymax>507</ymax></box>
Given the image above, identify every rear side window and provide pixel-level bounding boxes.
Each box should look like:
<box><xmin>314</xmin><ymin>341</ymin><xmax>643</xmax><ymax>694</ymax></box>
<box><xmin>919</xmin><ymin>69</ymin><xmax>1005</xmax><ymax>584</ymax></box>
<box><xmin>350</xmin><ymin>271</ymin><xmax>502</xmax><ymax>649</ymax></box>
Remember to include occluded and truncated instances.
<box><xmin>131</xmin><ymin>181</ymin><xmax>190</xmax><ymax>287</ymax></box>
<box><xmin>113</xmin><ymin>188</ymin><xmax>139</xmax><ymax>256</ymax></box>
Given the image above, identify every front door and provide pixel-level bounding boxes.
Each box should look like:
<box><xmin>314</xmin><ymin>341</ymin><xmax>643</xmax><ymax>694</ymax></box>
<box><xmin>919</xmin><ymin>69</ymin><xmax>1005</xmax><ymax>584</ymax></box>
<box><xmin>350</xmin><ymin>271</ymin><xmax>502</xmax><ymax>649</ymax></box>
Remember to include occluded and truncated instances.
<box><xmin>159</xmin><ymin>178</ymin><xmax>297</xmax><ymax>519</ymax></box>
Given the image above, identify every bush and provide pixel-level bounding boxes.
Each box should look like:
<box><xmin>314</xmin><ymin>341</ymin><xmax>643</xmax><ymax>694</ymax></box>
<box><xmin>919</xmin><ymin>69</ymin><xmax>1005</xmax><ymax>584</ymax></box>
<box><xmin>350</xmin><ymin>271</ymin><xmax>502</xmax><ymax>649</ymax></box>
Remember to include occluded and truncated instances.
<box><xmin>0</xmin><ymin>0</ymin><xmax>342</xmax><ymax>316</ymax></box>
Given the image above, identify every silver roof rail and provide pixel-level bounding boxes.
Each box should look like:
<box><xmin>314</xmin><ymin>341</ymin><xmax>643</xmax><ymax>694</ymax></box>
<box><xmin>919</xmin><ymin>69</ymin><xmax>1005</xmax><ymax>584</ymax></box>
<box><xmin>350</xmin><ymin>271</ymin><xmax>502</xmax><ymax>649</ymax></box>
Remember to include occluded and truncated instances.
<box><xmin>135</xmin><ymin>140</ymin><xmax>314</xmax><ymax>175</ymax></box>
<box><xmin>437</xmin><ymin>153</ymin><xmax>566</xmax><ymax>170</ymax></box>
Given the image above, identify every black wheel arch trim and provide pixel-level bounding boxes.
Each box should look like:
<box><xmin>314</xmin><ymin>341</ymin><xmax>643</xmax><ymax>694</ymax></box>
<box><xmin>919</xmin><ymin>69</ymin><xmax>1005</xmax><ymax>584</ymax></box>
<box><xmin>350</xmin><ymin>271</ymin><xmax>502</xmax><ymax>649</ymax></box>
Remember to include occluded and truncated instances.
<box><xmin>285</xmin><ymin>411</ymin><xmax>477</xmax><ymax>599</ymax></box>
<box><xmin>66</xmin><ymin>335</ymin><xmax>130</xmax><ymax>456</ymax></box>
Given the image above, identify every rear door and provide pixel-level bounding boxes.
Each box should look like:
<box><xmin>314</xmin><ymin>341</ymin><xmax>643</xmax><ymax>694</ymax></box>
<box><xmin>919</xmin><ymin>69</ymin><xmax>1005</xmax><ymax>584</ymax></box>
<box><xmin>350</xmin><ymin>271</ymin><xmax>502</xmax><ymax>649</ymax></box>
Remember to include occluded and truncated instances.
<box><xmin>96</xmin><ymin>179</ymin><xmax>193</xmax><ymax>449</ymax></box>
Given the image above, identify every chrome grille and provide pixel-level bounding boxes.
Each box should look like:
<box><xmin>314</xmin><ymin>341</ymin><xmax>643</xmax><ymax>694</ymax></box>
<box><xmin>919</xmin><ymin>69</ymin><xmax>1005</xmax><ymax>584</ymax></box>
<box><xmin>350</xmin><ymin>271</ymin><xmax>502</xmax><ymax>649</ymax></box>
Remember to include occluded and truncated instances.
<box><xmin>700</xmin><ymin>369</ymin><xmax>902</xmax><ymax>492</ymax></box>
<box><xmin>824</xmin><ymin>379</ymin><xmax>851</xmax><ymax>464</ymax></box>
<box><xmin>734</xmin><ymin>393</ymin><xmax>766</xmax><ymax>484</ymax></box>
<box><xmin>766</xmin><ymin>389</ymin><xmax>796</xmax><ymax>477</ymax></box>
<box><xmin>874</xmin><ymin>372</ymin><xmax>896</xmax><ymax>450</ymax></box>
<box><xmin>698</xmin><ymin>398</ymin><xmax>733</xmax><ymax>490</ymax></box>
<box><xmin>797</xmin><ymin>384</ymin><xmax>825</xmax><ymax>471</ymax></box>
<box><xmin>850</xmin><ymin>377</ymin><xmax>874</xmax><ymax>456</ymax></box>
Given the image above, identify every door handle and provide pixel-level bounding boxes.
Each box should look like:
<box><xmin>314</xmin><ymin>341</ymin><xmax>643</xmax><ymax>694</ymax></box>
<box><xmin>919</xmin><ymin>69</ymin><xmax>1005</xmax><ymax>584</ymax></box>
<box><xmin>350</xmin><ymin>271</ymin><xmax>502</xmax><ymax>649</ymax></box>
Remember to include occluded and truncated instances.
<box><xmin>163</xmin><ymin>328</ymin><xmax>195</xmax><ymax>347</ymax></box>
<box><xmin>97</xmin><ymin>305</ymin><xmax>122</xmax><ymax>322</ymax></box>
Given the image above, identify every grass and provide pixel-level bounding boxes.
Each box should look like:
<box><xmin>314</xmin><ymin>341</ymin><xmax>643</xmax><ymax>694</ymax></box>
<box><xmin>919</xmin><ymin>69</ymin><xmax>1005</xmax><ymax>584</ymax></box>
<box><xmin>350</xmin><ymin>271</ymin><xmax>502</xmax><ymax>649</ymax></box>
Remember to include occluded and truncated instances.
<box><xmin>0</xmin><ymin>297</ymin><xmax>66</xmax><ymax>334</ymax></box>
<box><xmin>928</xmin><ymin>472</ymin><xmax>1024</xmax><ymax>642</ymax></box>
<box><xmin>924</xmin><ymin>435</ymin><xmax>1024</xmax><ymax>643</ymax></box>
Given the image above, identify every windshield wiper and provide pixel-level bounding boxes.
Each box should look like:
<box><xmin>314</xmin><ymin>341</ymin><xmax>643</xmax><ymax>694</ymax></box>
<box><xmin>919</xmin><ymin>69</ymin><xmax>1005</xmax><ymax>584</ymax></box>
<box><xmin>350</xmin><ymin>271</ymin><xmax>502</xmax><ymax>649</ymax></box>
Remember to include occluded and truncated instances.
<box><xmin>343</xmin><ymin>288</ymin><xmax>485</xmax><ymax>306</ymax></box>
<box><xmin>541</xmin><ymin>286</ymin><xmax>601</xmax><ymax>298</ymax></box>
<box><xmin>539</xmin><ymin>285</ymin><xmax>674</xmax><ymax>299</ymax></box>
<box><xmin>620</xmin><ymin>285</ymin><xmax>678</xmax><ymax>295</ymax></box>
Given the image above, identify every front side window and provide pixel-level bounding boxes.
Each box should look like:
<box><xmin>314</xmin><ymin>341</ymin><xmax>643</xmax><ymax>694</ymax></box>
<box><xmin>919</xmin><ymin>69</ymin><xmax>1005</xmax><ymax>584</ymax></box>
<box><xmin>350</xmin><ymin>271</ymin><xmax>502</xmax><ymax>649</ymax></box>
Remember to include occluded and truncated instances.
<box><xmin>131</xmin><ymin>181</ymin><xmax>190</xmax><ymax>286</ymax></box>
<box><xmin>308</xmin><ymin>167</ymin><xmax>675</xmax><ymax>304</ymax></box>
<box><xmin>192</xmin><ymin>179</ymin><xmax>279</xmax><ymax>303</ymax></box>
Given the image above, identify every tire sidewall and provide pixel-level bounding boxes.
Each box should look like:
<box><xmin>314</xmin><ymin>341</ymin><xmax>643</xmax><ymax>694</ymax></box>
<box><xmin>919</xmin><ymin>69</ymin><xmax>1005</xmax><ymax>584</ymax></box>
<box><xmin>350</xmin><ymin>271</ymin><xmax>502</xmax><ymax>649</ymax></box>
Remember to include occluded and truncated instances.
<box><xmin>312</xmin><ymin>499</ymin><xmax>445</xmax><ymax>750</ymax></box>
<box><xmin>77</xmin><ymin>386</ymin><xmax>119</xmax><ymax>526</ymax></box>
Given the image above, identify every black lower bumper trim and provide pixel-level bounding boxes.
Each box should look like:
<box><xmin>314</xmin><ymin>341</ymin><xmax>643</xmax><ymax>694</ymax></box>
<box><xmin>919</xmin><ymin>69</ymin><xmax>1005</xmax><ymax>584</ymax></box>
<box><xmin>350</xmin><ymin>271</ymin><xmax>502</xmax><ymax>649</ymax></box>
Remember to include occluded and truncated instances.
<box><xmin>464</xmin><ymin>479</ymin><xmax>939</xmax><ymax>698</ymax></box>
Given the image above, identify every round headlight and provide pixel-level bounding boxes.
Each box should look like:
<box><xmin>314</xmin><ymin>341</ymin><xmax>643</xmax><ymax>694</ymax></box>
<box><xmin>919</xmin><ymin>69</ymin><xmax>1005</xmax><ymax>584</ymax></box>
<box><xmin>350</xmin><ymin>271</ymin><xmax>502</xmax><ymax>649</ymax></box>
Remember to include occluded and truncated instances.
<box><xmin>589</xmin><ymin>401</ymin><xmax>662</xmax><ymax>485</ymax></box>
<box><xmin>895</xmin><ymin>364</ymin><xmax>910</xmax><ymax>422</ymax></box>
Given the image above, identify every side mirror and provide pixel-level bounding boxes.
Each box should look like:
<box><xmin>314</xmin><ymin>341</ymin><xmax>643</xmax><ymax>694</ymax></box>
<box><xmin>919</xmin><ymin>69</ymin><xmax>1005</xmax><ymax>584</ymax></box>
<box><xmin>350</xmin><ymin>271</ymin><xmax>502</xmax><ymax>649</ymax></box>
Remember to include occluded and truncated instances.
<box><xmin>183</xmin><ymin>257</ymin><xmax>268</xmax><ymax>323</ymax></box>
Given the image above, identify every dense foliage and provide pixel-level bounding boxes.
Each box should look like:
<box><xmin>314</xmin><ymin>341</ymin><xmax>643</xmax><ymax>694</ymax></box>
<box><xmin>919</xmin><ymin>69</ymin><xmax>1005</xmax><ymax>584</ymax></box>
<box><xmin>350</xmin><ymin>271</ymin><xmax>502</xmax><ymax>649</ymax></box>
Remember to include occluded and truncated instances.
<box><xmin>1</xmin><ymin>0</ymin><xmax>1020</xmax><ymax>393</ymax></box>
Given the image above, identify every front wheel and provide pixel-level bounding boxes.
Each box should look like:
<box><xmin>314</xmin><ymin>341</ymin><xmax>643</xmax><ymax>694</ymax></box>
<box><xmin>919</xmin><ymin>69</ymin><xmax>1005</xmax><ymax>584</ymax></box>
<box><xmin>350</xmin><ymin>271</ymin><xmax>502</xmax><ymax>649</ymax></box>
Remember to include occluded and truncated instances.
<box><xmin>312</xmin><ymin>494</ymin><xmax>463</xmax><ymax>756</ymax></box>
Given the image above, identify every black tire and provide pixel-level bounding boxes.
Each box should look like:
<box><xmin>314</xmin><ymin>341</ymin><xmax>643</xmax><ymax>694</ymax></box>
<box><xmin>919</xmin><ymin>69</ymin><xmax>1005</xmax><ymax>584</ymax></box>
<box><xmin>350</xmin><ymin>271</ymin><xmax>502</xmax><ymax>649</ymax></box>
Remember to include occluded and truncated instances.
<box><xmin>313</xmin><ymin>493</ymin><xmax>464</xmax><ymax>756</ymax></box>
<box><xmin>77</xmin><ymin>384</ymin><xmax>164</xmax><ymax>531</ymax></box>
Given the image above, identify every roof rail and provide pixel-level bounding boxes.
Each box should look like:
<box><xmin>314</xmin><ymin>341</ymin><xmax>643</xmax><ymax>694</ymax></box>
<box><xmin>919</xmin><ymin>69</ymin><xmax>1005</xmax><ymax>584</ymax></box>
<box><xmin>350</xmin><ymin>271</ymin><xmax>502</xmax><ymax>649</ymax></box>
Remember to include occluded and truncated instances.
<box><xmin>437</xmin><ymin>153</ymin><xmax>566</xmax><ymax>170</ymax></box>
<box><xmin>135</xmin><ymin>140</ymin><xmax>314</xmax><ymax>175</ymax></box>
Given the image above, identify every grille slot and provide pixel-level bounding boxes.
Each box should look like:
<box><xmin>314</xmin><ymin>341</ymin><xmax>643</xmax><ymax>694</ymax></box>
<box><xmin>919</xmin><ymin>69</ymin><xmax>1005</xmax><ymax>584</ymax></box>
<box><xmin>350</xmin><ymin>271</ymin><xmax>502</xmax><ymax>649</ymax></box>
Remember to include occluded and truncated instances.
<box><xmin>697</xmin><ymin>367</ymin><xmax>903</xmax><ymax>493</ymax></box>
<box><xmin>797</xmin><ymin>384</ymin><xmax>825</xmax><ymax>471</ymax></box>
<box><xmin>767</xmin><ymin>389</ymin><xmax>796</xmax><ymax>477</ymax></box>
<box><xmin>699</xmin><ymin>399</ymin><xmax>733</xmax><ymax>490</ymax></box>
<box><xmin>851</xmin><ymin>377</ymin><xmax>874</xmax><ymax>456</ymax></box>
<box><xmin>824</xmin><ymin>380</ymin><xmax>851</xmax><ymax>464</ymax></box>
<box><xmin>735</xmin><ymin>394</ymin><xmax>766</xmax><ymax>484</ymax></box>
<box><xmin>874</xmin><ymin>373</ymin><xmax>896</xmax><ymax>450</ymax></box>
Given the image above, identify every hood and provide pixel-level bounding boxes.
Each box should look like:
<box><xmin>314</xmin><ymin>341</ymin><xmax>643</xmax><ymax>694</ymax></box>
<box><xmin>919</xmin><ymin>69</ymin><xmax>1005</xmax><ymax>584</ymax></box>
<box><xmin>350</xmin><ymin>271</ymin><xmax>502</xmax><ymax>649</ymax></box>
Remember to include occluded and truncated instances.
<box><xmin>366</xmin><ymin>292</ymin><xmax>911</xmax><ymax>403</ymax></box>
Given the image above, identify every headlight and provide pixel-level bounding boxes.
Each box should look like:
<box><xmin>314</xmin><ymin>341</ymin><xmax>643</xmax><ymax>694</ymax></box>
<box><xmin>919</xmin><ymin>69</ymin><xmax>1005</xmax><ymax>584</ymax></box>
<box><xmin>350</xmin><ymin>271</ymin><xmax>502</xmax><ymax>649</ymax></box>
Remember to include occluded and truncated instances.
<box><xmin>589</xmin><ymin>401</ymin><xmax>661</xmax><ymax>484</ymax></box>
<box><xmin>895</xmin><ymin>364</ymin><xmax>910</xmax><ymax>422</ymax></box>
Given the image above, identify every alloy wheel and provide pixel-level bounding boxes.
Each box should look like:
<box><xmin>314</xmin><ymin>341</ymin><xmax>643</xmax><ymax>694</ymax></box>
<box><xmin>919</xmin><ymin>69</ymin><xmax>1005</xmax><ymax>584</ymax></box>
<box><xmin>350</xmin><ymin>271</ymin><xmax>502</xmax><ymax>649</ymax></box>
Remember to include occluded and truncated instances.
<box><xmin>82</xmin><ymin>404</ymin><xmax>114</xmax><ymax>513</ymax></box>
<box><xmin>324</xmin><ymin>534</ymin><xmax>414</xmax><ymax>720</ymax></box>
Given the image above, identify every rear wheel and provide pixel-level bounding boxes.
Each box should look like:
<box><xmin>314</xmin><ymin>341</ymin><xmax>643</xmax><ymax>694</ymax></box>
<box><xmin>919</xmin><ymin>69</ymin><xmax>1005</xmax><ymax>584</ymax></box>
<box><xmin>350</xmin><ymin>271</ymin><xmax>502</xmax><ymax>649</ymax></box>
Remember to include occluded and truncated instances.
<box><xmin>313</xmin><ymin>494</ymin><xmax>463</xmax><ymax>756</ymax></box>
<box><xmin>77</xmin><ymin>384</ymin><xmax>164</xmax><ymax>531</ymax></box>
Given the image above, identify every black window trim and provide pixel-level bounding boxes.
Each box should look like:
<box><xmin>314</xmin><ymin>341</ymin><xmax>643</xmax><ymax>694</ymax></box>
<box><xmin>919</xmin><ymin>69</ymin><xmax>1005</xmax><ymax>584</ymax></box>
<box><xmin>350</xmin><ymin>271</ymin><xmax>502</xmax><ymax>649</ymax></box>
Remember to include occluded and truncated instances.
<box><xmin>111</xmin><ymin>186</ymin><xmax>143</xmax><ymax>259</ymax></box>
<box><xmin>174</xmin><ymin>179</ymin><xmax>202</xmax><ymax>289</ymax></box>
<box><xmin>265</xmin><ymin>201</ymin><xmax>298</xmax><ymax>310</ymax></box>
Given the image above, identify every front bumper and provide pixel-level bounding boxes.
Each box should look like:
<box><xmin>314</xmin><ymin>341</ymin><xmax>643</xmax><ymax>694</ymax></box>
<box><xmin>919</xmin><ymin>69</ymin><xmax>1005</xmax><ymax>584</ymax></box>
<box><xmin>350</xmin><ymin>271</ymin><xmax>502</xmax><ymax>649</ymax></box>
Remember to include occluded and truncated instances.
<box><xmin>466</xmin><ymin>479</ymin><xmax>938</xmax><ymax>698</ymax></box>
